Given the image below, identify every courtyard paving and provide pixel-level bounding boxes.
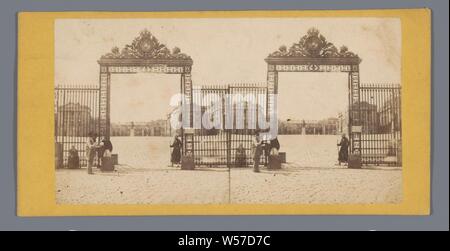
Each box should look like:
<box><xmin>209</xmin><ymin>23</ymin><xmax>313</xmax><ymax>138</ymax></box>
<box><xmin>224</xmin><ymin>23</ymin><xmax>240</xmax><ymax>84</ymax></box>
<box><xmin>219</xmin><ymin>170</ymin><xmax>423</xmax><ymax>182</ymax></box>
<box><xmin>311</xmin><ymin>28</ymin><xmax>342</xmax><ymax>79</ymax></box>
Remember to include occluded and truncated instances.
<box><xmin>56</xmin><ymin>135</ymin><xmax>402</xmax><ymax>204</ymax></box>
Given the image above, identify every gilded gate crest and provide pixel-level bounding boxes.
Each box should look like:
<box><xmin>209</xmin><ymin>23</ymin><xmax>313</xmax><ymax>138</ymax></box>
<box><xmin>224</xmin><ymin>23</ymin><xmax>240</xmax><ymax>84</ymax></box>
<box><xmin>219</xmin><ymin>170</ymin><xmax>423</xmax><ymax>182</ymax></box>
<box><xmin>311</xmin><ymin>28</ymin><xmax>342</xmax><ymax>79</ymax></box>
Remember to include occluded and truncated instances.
<box><xmin>268</xmin><ymin>28</ymin><xmax>361</xmax><ymax>61</ymax></box>
<box><xmin>101</xmin><ymin>29</ymin><xmax>191</xmax><ymax>60</ymax></box>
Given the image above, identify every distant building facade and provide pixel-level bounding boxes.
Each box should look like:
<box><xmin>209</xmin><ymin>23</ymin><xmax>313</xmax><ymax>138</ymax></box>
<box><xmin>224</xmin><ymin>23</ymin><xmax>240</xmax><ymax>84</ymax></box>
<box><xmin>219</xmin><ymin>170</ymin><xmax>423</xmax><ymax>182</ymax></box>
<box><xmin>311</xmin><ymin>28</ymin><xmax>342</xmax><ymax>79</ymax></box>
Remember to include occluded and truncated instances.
<box><xmin>278</xmin><ymin>117</ymin><xmax>342</xmax><ymax>135</ymax></box>
<box><xmin>56</xmin><ymin>103</ymin><xmax>93</xmax><ymax>136</ymax></box>
<box><xmin>278</xmin><ymin>98</ymin><xmax>401</xmax><ymax>136</ymax></box>
<box><xmin>378</xmin><ymin>96</ymin><xmax>401</xmax><ymax>133</ymax></box>
<box><xmin>110</xmin><ymin>120</ymin><xmax>172</xmax><ymax>137</ymax></box>
<box><xmin>346</xmin><ymin>100</ymin><xmax>400</xmax><ymax>134</ymax></box>
<box><xmin>353</xmin><ymin>101</ymin><xmax>379</xmax><ymax>133</ymax></box>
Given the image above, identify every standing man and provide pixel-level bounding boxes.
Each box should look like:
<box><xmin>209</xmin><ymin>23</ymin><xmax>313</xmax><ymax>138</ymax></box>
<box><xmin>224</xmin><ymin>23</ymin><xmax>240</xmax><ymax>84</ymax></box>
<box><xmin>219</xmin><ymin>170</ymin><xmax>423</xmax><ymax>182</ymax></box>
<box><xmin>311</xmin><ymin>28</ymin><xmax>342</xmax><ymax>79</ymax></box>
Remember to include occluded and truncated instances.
<box><xmin>170</xmin><ymin>134</ymin><xmax>182</xmax><ymax>167</ymax></box>
<box><xmin>96</xmin><ymin>137</ymin><xmax>105</xmax><ymax>168</ymax></box>
<box><xmin>86</xmin><ymin>132</ymin><xmax>98</xmax><ymax>174</ymax></box>
<box><xmin>252</xmin><ymin>132</ymin><xmax>263</xmax><ymax>173</ymax></box>
<box><xmin>337</xmin><ymin>133</ymin><xmax>349</xmax><ymax>165</ymax></box>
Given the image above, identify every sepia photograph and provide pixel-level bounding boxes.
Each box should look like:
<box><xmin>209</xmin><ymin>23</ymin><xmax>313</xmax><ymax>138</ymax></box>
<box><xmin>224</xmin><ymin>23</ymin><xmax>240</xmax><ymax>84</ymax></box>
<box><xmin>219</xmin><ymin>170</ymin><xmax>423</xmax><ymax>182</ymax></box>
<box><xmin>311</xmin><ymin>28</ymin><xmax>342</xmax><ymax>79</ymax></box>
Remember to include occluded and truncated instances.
<box><xmin>54</xmin><ymin>18</ymin><xmax>402</xmax><ymax>205</ymax></box>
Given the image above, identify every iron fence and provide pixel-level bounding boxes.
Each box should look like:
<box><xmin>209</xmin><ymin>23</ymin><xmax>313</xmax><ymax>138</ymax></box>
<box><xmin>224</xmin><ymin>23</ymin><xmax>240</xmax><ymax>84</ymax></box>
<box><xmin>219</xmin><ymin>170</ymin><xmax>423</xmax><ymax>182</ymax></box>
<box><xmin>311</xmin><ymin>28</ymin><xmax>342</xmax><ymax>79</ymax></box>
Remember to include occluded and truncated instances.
<box><xmin>54</xmin><ymin>85</ymin><xmax>100</xmax><ymax>167</ymax></box>
<box><xmin>54</xmin><ymin>82</ymin><xmax>401</xmax><ymax>168</ymax></box>
<box><xmin>360</xmin><ymin>83</ymin><xmax>402</xmax><ymax>166</ymax></box>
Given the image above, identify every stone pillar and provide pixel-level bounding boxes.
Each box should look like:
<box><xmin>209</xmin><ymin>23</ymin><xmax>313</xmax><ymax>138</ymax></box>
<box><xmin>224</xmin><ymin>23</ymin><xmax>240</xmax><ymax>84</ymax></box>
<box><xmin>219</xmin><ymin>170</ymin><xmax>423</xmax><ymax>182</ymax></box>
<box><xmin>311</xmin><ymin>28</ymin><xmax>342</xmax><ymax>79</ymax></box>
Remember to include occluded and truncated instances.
<box><xmin>349</xmin><ymin>71</ymin><xmax>361</xmax><ymax>155</ymax></box>
<box><xmin>182</xmin><ymin>71</ymin><xmax>192</xmax><ymax>128</ymax></box>
<box><xmin>99</xmin><ymin>66</ymin><xmax>110</xmax><ymax>139</ymax></box>
<box><xmin>266</xmin><ymin>65</ymin><xmax>278</xmax><ymax>122</ymax></box>
<box><xmin>180</xmin><ymin>68</ymin><xmax>195</xmax><ymax>171</ymax></box>
<box><xmin>181</xmin><ymin>70</ymin><xmax>193</xmax><ymax>157</ymax></box>
<box><xmin>348</xmin><ymin>70</ymin><xmax>362</xmax><ymax>169</ymax></box>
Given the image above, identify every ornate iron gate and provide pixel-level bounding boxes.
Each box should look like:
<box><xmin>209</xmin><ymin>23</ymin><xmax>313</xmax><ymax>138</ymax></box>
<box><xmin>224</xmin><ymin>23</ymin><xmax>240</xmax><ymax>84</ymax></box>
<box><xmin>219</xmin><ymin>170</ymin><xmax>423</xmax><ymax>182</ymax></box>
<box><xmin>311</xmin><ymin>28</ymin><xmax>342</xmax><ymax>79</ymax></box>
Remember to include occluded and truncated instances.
<box><xmin>191</xmin><ymin>84</ymin><xmax>268</xmax><ymax>167</ymax></box>
<box><xmin>266</xmin><ymin>28</ymin><xmax>363</xmax><ymax>162</ymax></box>
<box><xmin>360</xmin><ymin>84</ymin><xmax>402</xmax><ymax>166</ymax></box>
<box><xmin>54</xmin><ymin>85</ymin><xmax>100</xmax><ymax>167</ymax></box>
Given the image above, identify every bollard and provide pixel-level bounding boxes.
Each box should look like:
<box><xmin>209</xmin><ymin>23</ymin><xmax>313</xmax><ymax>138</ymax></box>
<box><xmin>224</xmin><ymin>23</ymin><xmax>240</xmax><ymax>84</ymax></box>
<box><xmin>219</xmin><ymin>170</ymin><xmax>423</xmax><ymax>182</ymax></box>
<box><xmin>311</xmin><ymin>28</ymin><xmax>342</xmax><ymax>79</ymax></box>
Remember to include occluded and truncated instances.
<box><xmin>348</xmin><ymin>154</ymin><xmax>362</xmax><ymax>169</ymax></box>
<box><xmin>268</xmin><ymin>155</ymin><xmax>282</xmax><ymax>169</ymax></box>
<box><xmin>101</xmin><ymin>156</ymin><xmax>114</xmax><ymax>171</ymax></box>
<box><xmin>181</xmin><ymin>155</ymin><xmax>195</xmax><ymax>170</ymax></box>
<box><xmin>100</xmin><ymin>150</ymin><xmax>115</xmax><ymax>172</ymax></box>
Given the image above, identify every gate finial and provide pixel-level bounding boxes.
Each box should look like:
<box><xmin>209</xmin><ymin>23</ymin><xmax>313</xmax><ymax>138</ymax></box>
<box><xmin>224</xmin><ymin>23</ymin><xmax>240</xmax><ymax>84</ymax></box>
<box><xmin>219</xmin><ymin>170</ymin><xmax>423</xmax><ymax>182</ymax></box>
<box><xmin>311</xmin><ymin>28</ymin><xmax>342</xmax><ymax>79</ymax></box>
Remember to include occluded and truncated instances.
<box><xmin>268</xmin><ymin>27</ymin><xmax>361</xmax><ymax>62</ymax></box>
<box><xmin>100</xmin><ymin>29</ymin><xmax>191</xmax><ymax>60</ymax></box>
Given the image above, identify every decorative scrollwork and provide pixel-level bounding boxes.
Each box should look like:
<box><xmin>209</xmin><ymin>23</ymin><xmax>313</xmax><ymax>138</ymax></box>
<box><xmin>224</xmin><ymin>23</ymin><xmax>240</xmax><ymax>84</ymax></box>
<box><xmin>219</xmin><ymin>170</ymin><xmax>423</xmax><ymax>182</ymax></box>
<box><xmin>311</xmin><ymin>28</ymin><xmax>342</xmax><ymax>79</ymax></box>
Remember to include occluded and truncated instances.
<box><xmin>268</xmin><ymin>28</ymin><xmax>360</xmax><ymax>60</ymax></box>
<box><xmin>101</xmin><ymin>29</ymin><xmax>191</xmax><ymax>60</ymax></box>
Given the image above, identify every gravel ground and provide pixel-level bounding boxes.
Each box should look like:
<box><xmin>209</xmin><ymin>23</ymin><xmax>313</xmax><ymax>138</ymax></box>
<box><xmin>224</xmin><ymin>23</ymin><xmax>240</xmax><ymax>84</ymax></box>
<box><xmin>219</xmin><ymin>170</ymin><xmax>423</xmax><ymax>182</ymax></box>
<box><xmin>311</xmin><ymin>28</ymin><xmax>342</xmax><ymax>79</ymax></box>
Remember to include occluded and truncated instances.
<box><xmin>56</xmin><ymin>135</ymin><xmax>402</xmax><ymax>204</ymax></box>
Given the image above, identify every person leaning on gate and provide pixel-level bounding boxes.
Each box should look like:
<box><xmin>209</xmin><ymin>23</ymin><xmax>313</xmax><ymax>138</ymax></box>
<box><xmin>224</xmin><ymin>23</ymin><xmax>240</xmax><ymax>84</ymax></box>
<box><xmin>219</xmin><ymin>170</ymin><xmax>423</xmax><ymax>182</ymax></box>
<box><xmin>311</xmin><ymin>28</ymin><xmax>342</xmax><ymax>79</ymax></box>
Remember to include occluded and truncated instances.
<box><xmin>86</xmin><ymin>132</ymin><xmax>99</xmax><ymax>174</ymax></box>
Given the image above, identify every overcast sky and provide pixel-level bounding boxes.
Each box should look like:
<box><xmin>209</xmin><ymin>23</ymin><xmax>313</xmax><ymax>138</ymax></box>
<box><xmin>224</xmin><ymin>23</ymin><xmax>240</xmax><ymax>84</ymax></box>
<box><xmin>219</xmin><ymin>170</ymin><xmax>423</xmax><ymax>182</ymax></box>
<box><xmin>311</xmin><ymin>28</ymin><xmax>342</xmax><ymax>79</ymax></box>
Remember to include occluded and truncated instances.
<box><xmin>55</xmin><ymin>18</ymin><xmax>401</xmax><ymax>122</ymax></box>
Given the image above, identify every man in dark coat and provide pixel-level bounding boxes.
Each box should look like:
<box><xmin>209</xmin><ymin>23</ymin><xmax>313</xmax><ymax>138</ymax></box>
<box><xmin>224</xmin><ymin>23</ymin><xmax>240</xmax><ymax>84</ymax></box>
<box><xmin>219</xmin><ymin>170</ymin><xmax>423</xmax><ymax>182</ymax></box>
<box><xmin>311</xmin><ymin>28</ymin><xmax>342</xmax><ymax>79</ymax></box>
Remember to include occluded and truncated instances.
<box><xmin>267</xmin><ymin>138</ymin><xmax>280</xmax><ymax>155</ymax></box>
<box><xmin>337</xmin><ymin>133</ymin><xmax>349</xmax><ymax>165</ymax></box>
<box><xmin>266</xmin><ymin>137</ymin><xmax>281</xmax><ymax>169</ymax></box>
<box><xmin>101</xmin><ymin>139</ymin><xmax>113</xmax><ymax>153</ymax></box>
<box><xmin>269</xmin><ymin>137</ymin><xmax>280</xmax><ymax>151</ymax></box>
<box><xmin>99</xmin><ymin>138</ymin><xmax>114</xmax><ymax>171</ymax></box>
<box><xmin>170</xmin><ymin>135</ymin><xmax>182</xmax><ymax>166</ymax></box>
